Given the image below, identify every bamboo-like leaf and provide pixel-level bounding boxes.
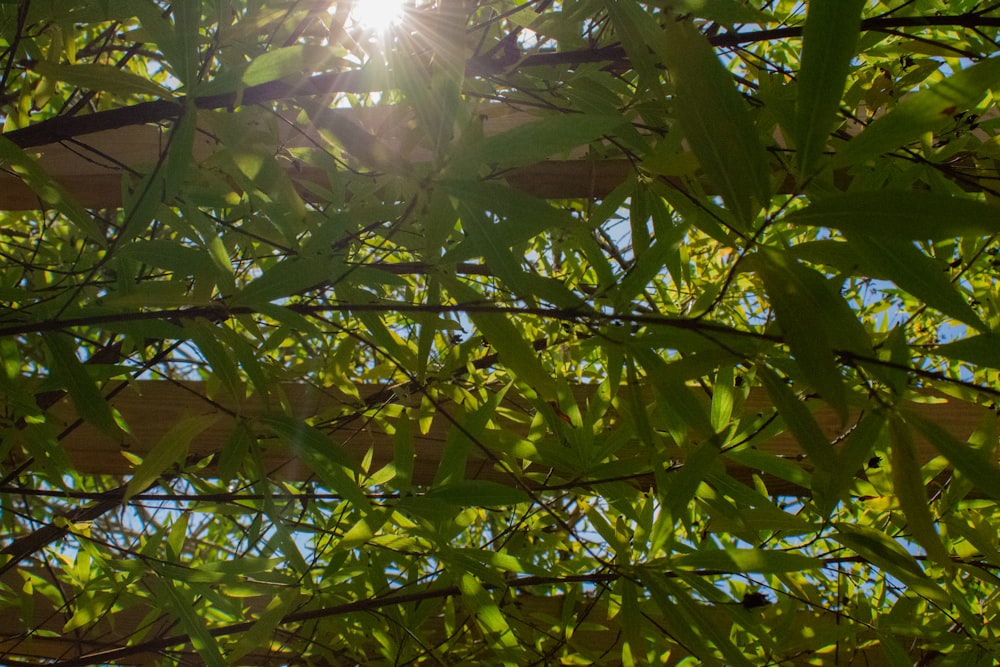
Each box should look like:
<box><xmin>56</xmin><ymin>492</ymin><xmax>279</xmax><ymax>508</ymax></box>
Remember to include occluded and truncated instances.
<box><xmin>648</xmin><ymin>571</ymin><xmax>755</xmax><ymax>667</ymax></box>
<box><xmin>125</xmin><ymin>415</ymin><xmax>217</xmax><ymax>501</ymax></box>
<box><xmin>669</xmin><ymin>548</ymin><xmax>821</xmax><ymax>574</ymax></box>
<box><xmin>822</xmin><ymin>411</ymin><xmax>886</xmax><ymax>505</ymax></box>
<box><xmin>445</xmin><ymin>278</ymin><xmax>557</xmax><ymax>400</ymax></box>
<box><xmin>833</xmin><ymin>522</ymin><xmax>949</xmax><ymax>605</ymax></box>
<box><xmin>642</xmin><ymin>572</ymin><xmax>729</xmax><ymax>666</ymax></box>
<box><xmin>229</xmin><ymin>590</ymin><xmax>297</xmax><ymax>663</ymax></box>
<box><xmin>458</xmin><ymin>114</ymin><xmax>625</xmax><ymax>172</ymax></box>
<box><xmin>0</xmin><ymin>136</ymin><xmax>105</xmax><ymax>244</ymax></box>
<box><xmin>459</xmin><ymin>573</ymin><xmax>518</xmax><ymax>651</ymax></box>
<box><xmin>835</xmin><ymin>55</ymin><xmax>1000</xmax><ymax>167</ymax></box>
<box><xmin>758</xmin><ymin>366</ymin><xmax>836</xmax><ymax>472</ymax></box>
<box><xmin>182</xmin><ymin>319</ymin><xmax>242</xmax><ymax>401</ymax></box>
<box><xmin>217</xmin><ymin>421</ymin><xmax>253</xmax><ymax>483</ymax></box>
<box><xmin>889</xmin><ymin>415</ymin><xmax>953</xmax><ymax>570</ymax></box>
<box><xmin>42</xmin><ymin>332</ymin><xmax>118</xmax><ymax>435</ymax></box>
<box><xmin>119</xmin><ymin>105</ymin><xmax>196</xmax><ymax>244</ymax></box>
<box><xmin>906</xmin><ymin>410</ymin><xmax>1000</xmax><ymax>503</ymax></box>
<box><xmin>750</xmin><ymin>250</ymin><xmax>870</xmax><ymax>420</ymax></box>
<box><xmin>844</xmin><ymin>234</ymin><xmax>984</xmax><ymax>329</ymax></box>
<box><xmin>660</xmin><ymin>18</ymin><xmax>770</xmax><ymax>225</ymax></box>
<box><xmin>795</xmin><ymin>0</ymin><xmax>865</xmax><ymax>175</ymax></box>
<box><xmin>32</xmin><ymin>61</ymin><xmax>173</xmax><ymax>99</ymax></box>
<box><xmin>233</xmin><ymin>255</ymin><xmax>340</xmax><ymax>306</ymax></box>
<box><xmin>632</xmin><ymin>348</ymin><xmax>714</xmax><ymax>441</ymax></box>
<box><xmin>428</xmin><ymin>480</ymin><xmax>530</xmax><ymax>507</ymax></box>
<box><xmin>934</xmin><ymin>333</ymin><xmax>1000</xmax><ymax>369</ymax></box>
<box><xmin>259</xmin><ymin>415</ymin><xmax>368</xmax><ymax>509</ymax></box>
<box><xmin>156</xmin><ymin>578</ymin><xmax>227</xmax><ymax>667</ymax></box>
<box><xmin>785</xmin><ymin>191</ymin><xmax>1000</xmax><ymax>240</ymax></box>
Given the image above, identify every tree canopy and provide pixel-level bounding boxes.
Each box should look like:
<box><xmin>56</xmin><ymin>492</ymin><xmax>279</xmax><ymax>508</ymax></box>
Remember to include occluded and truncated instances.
<box><xmin>2</xmin><ymin>0</ymin><xmax>1000</xmax><ymax>664</ymax></box>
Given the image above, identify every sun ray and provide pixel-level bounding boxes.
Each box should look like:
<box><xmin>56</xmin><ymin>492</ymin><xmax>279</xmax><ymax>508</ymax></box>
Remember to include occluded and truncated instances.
<box><xmin>350</xmin><ymin>0</ymin><xmax>407</xmax><ymax>34</ymax></box>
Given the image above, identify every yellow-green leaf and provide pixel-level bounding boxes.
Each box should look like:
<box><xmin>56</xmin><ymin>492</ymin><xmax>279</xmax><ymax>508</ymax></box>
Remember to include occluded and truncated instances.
<box><xmin>126</xmin><ymin>414</ymin><xmax>217</xmax><ymax>501</ymax></box>
<box><xmin>33</xmin><ymin>61</ymin><xmax>173</xmax><ymax>99</ymax></box>
<box><xmin>889</xmin><ymin>416</ymin><xmax>953</xmax><ymax>570</ymax></box>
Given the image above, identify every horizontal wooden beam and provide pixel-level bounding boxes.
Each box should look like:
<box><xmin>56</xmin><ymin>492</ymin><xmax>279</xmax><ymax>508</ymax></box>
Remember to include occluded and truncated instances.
<box><xmin>0</xmin><ymin>106</ymin><xmax>644</xmax><ymax>209</ymax></box>
<box><xmin>0</xmin><ymin>564</ymin><xmax>924</xmax><ymax>666</ymax></box>
<box><xmin>38</xmin><ymin>381</ymin><xmax>993</xmax><ymax>495</ymax></box>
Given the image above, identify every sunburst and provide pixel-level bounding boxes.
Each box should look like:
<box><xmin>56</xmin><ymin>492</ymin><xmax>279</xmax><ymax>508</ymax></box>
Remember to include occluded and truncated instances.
<box><xmin>350</xmin><ymin>0</ymin><xmax>407</xmax><ymax>34</ymax></box>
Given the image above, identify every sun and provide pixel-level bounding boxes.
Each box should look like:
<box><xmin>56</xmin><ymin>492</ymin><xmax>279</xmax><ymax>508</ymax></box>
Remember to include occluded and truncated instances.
<box><xmin>350</xmin><ymin>0</ymin><xmax>408</xmax><ymax>33</ymax></box>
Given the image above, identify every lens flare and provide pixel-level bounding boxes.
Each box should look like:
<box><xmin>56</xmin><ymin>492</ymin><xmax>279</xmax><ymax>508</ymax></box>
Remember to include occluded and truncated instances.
<box><xmin>350</xmin><ymin>0</ymin><xmax>407</xmax><ymax>33</ymax></box>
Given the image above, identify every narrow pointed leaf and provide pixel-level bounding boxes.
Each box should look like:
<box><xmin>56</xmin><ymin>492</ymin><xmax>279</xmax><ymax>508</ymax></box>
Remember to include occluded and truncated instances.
<box><xmin>889</xmin><ymin>415</ymin><xmax>953</xmax><ymax>570</ymax></box>
<box><xmin>661</xmin><ymin>19</ymin><xmax>770</xmax><ymax>224</ymax></box>
<box><xmin>445</xmin><ymin>278</ymin><xmax>557</xmax><ymax>400</ymax></box>
<box><xmin>33</xmin><ymin>61</ymin><xmax>173</xmax><ymax>100</ymax></box>
<box><xmin>906</xmin><ymin>410</ymin><xmax>1000</xmax><ymax>503</ymax></box>
<box><xmin>795</xmin><ymin>0</ymin><xmax>865</xmax><ymax>174</ymax></box>
<box><xmin>845</xmin><ymin>234</ymin><xmax>984</xmax><ymax>329</ymax></box>
<box><xmin>785</xmin><ymin>191</ymin><xmax>1000</xmax><ymax>240</ymax></box>
<box><xmin>751</xmin><ymin>250</ymin><xmax>870</xmax><ymax>419</ymax></box>
<box><xmin>835</xmin><ymin>56</ymin><xmax>1000</xmax><ymax>167</ymax></box>
<box><xmin>670</xmin><ymin>548</ymin><xmax>821</xmax><ymax>574</ymax></box>
<box><xmin>42</xmin><ymin>332</ymin><xmax>118</xmax><ymax>435</ymax></box>
<box><xmin>259</xmin><ymin>415</ymin><xmax>368</xmax><ymax>509</ymax></box>
<box><xmin>758</xmin><ymin>366</ymin><xmax>836</xmax><ymax>472</ymax></box>
<box><xmin>126</xmin><ymin>414</ymin><xmax>218</xmax><ymax>501</ymax></box>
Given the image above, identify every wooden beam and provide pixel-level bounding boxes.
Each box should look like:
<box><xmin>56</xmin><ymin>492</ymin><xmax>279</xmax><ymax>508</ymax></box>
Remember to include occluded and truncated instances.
<box><xmin>37</xmin><ymin>381</ymin><xmax>993</xmax><ymax>495</ymax></box>
<box><xmin>0</xmin><ymin>565</ymin><xmax>925</xmax><ymax>666</ymax></box>
<box><xmin>0</xmin><ymin>106</ymin><xmax>643</xmax><ymax>209</ymax></box>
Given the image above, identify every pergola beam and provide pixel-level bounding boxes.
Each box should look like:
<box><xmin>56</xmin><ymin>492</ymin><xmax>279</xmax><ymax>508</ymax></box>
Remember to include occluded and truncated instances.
<box><xmin>39</xmin><ymin>381</ymin><xmax>993</xmax><ymax>495</ymax></box>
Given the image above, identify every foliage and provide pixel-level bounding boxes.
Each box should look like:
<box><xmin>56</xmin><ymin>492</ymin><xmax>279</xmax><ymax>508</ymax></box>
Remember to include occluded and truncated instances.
<box><xmin>0</xmin><ymin>0</ymin><xmax>999</xmax><ymax>664</ymax></box>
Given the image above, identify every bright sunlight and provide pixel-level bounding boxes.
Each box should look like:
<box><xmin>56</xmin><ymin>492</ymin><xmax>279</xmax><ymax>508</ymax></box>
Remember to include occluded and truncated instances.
<box><xmin>350</xmin><ymin>0</ymin><xmax>408</xmax><ymax>33</ymax></box>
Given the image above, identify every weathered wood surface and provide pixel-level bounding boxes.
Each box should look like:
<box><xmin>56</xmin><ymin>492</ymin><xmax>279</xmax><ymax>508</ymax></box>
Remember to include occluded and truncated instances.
<box><xmin>0</xmin><ymin>564</ymin><xmax>923</xmax><ymax>667</ymax></box>
<box><xmin>41</xmin><ymin>381</ymin><xmax>993</xmax><ymax>494</ymax></box>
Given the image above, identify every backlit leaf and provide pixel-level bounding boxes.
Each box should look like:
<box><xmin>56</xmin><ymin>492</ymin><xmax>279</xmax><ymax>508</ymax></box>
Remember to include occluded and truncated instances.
<box><xmin>660</xmin><ymin>18</ymin><xmax>770</xmax><ymax>225</ymax></box>
<box><xmin>795</xmin><ymin>0</ymin><xmax>865</xmax><ymax>175</ymax></box>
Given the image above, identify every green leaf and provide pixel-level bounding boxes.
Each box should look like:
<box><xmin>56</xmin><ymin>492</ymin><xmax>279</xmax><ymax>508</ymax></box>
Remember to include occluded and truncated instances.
<box><xmin>632</xmin><ymin>347</ymin><xmax>714</xmax><ymax>441</ymax></box>
<box><xmin>119</xmin><ymin>105</ymin><xmax>196</xmax><ymax>244</ymax></box>
<box><xmin>889</xmin><ymin>415</ymin><xmax>953</xmax><ymax>570</ymax></box>
<box><xmin>660</xmin><ymin>18</ymin><xmax>770</xmax><ymax>225</ymax></box>
<box><xmin>459</xmin><ymin>573</ymin><xmax>518</xmax><ymax>651</ymax></box>
<box><xmin>795</xmin><ymin>0</ymin><xmax>865</xmax><ymax>175</ymax></box>
<box><xmin>258</xmin><ymin>414</ymin><xmax>368</xmax><ymax>509</ymax></box>
<box><xmin>835</xmin><ymin>55</ymin><xmax>1000</xmax><ymax>167</ymax></box>
<box><xmin>823</xmin><ymin>411</ymin><xmax>886</xmax><ymax>505</ymax></box>
<box><xmin>0</xmin><ymin>136</ymin><xmax>105</xmax><ymax>244</ymax></box>
<box><xmin>444</xmin><ymin>278</ymin><xmax>557</xmax><ymax>401</ymax></box>
<box><xmin>428</xmin><ymin>480</ymin><xmax>530</xmax><ymax>507</ymax></box>
<box><xmin>449</xmin><ymin>113</ymin><xmax>625</xmax><ymax>172</ymax></box>
<box><xmin>229</xmin><ymin>590</ymin><xmax>298</xmax><ymax>663</ymax></box>
<box><xmin>786</xmin><ymin>191</ymin><xmax>1000</xmax><ymax>240</ymax></box>
<box><xmin>758</xmin><ymin>366</ymin><xmax>836</xmax><ymax>482</ymax></box>
<box><xmin>659</xmin><ymin>440</ymin><xmax>720</xmax><ymax>528</ymax></box>
<box><xmin>669</xmin><ymin>548</ymin><xmax>821</xmax><ymax>574</ymax></box>
<box><xmin>750</xmin><ymin>249</ymin><xmax>870</xmax><ymax>420</ymax></box>
<box><xmin>934</xmin><ymin>333</ymin><xmax>1000</xmax><ymax>369</ymax></box>
<box><xmin>182</xmin><ymin>319</ymin><xmax>243</xmax><ymax>401</ymax></box>
<box><xmin>233</xmin><ymin>255</ymin><xmax>340</xmax><ymax>306</ymax></box>
<box><xmin>645</xmin><ymin>571</ymin><xmax>755</xmax><ymax>667</ymax></box>
<box><xmin>126</xmin><ymin>415</ymin><xmax>217</xmax><ymax>501</ymax></box>
<box><xmin>845</xmin><ymin>234</ymin><xmax>984</xmax><ymax>329</ymax></box>
<box><xmin>155</xmin><ymin>577</ymin><xmax>227</xmax><ymax>667</ymax></box>
<box><xmin>906</xmin><ymin>409</ymin><xmax>1000</xmax><ymax>504</ymax></box>
<box><xmin>32</xmin><ymin>61</ymin><xmax>173</xmax><ymax>99</ymax></box>
<box><xmin>832</xmin><ymin>522</ymin><xmax>949</xmax><ymax>605</ymax></box>
<box><xmin>42</xmin><ymin>332</ymin><xmax>118</xmax><ymax>435</ymax></box>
